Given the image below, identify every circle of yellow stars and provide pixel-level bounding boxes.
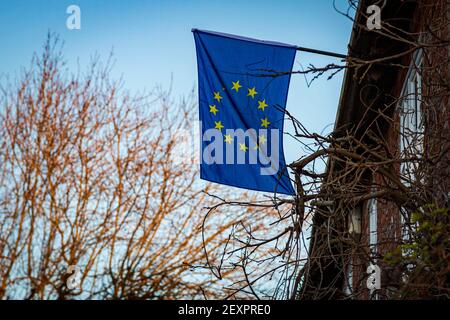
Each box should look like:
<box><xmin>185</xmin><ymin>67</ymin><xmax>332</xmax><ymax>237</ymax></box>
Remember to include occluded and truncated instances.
<box><xmin>208</xmin><ymin>80</ymin><xmax>271</xmax><ymax>152</ymax></box>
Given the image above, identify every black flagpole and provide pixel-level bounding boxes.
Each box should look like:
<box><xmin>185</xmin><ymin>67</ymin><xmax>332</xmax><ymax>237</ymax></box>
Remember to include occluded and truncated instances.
<box><xmin>192</xmin><ymin>28</ymin><xmax>347</xmax><ymax>59</ymax></box>
<box><xmin>296</xmin><ymin>46</ymin><xmax>347</xmax><ymax>59</ymax></box>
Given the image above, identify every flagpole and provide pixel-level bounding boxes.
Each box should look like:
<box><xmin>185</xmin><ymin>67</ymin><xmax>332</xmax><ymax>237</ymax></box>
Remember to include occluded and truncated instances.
<box><xmin>193</xmin><ymin>29</ymin><xmax>347</xmax><ymax>59</ymax></box>
<box><xmin>296</xmin><ymin>46</ymin><xmax>347</xmax><ymax>59</ymax></box>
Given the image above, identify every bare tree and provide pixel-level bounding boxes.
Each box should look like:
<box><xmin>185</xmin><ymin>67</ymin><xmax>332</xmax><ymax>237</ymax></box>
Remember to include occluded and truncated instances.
<box><xmin>0</xmin><ymin>35</ymin><xmax>277</xmax><ymax>300</ymax></box>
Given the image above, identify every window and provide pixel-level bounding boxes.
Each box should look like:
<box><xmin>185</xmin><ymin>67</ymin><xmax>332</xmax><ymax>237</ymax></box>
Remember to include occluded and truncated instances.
<box><xmin>344</xmin><ymin>259</ymin><xmax>353</xmax><ymax>296</ymax></box>
<box><xmin>367</xmin><ymin>197</ymin><xmax>377</xmax><ymax>256</ymax></box>
<box><xmin>399</xmin><ymin>50</ymin><xmax>423</xmax><ymax>250</ymax></box>
<box><xmin>367</xmin><ymin>196</ymin><xmax>379</xmax><ymax>300</ymax></box>
<box><xmin>348</xmin><ymin>206</ymin><xmax>362</xmax><ymax>234</ymax></box>
<box><xmin>399</xmin><ymin>50</ymin><xmax>423</xmax><ymax>184</ymax></box>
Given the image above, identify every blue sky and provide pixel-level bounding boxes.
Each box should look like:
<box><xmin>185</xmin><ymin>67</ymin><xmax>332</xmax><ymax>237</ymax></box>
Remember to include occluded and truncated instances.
<box><xmin>0</xmin><ymin>0</ymin><xmax>353</xmax><ymax>166</ymax></box>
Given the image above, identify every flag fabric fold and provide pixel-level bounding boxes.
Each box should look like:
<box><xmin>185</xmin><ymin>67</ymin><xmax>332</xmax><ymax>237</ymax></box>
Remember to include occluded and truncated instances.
<box><xmin>193</xmin><ymin>29</ymin><xmax>296</xmax><ymax>195</ymax></box>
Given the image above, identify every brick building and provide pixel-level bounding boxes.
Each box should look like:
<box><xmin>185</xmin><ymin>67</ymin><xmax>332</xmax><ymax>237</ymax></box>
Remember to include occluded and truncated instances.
<box><xmin>298</xmin><ymin>0</ymin><xmax>449</xmax><ymax>299</ymax></box>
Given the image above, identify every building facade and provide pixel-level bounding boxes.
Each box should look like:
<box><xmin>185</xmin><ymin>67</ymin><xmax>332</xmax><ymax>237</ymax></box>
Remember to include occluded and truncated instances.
<box><xmin>299</xmin><ymin>0</ymin><xmax>449</xmax><ymax>300</ymax></box>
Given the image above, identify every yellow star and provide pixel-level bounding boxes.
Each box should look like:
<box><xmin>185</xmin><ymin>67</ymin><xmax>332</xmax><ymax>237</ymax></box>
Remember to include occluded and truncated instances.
<box><xmin>231</xmin><ymin>80</ymin><xmax>242</xmax><ymax>92</ymax></box>
<box><xmin>261</xmin><ymin>117</ymin><xmax>270</xmax><ymax>128</ymax></box>
<box><xmin>224</xmin><ymin>134</ymin><xmax>233</xmax><ymax>144</ymax></box>
<box><xmin>259</xmin><ymin>134</ymin><xmax>267</xmax><ymax>144</ymax></box>
<box><xmin>209</xmin><ymin>104</ymin><xmax>218</xmax><ymax>115</ymax></box>
<box><xmin>254</xmin><ymin>134</ymin><xmax>267</xmax><ymax>150</ymax></box>
<box><xmin>257</xmin><ymin>99</ymin><xmax>268</xmax><ymax>111</ymax></box>
<box><xmin>247</xmin><ymin>87</ymin><xmax>258</xmax><ymax>98</ymax></box>
<box><xmin>213</xmin><ymin>91</ymin><xmax>223</xmax><ymax>103</ymax></box>
<box><xmin>214</xmin><ymin>121</ymin><xmax>224</xmax><ymax>130</ymax></box>
<box><xmin>239</xmin><ymin>143</ymin><xmax>248</xmax><ymax>152</ymax></box>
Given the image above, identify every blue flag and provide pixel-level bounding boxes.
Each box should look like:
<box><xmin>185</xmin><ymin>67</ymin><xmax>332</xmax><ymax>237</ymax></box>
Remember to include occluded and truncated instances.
<box><xmin>193</xmin><ymin>29</ymin><xmax>296</xmax><ymax>195</ymax></box>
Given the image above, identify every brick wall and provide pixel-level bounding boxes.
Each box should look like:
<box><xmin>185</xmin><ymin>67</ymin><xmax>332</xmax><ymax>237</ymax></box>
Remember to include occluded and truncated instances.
<box><xmin>348</xmin><ymin>0</ymin><xmax>449</xmax><ymax>299</ymax></box>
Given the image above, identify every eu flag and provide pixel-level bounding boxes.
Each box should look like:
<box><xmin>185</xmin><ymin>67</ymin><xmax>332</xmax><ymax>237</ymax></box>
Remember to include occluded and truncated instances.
<box><xmin>193</xmin><ymin>29</ymin><xmax>296</xmax><ymax>195</ymax></box>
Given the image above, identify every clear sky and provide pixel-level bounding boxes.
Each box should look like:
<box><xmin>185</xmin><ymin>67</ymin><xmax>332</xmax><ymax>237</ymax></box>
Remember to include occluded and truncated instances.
<box><xmin>0</xmin><ymin>0</ymin><xmax>353</xmax><ymax>166</ymax></box>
